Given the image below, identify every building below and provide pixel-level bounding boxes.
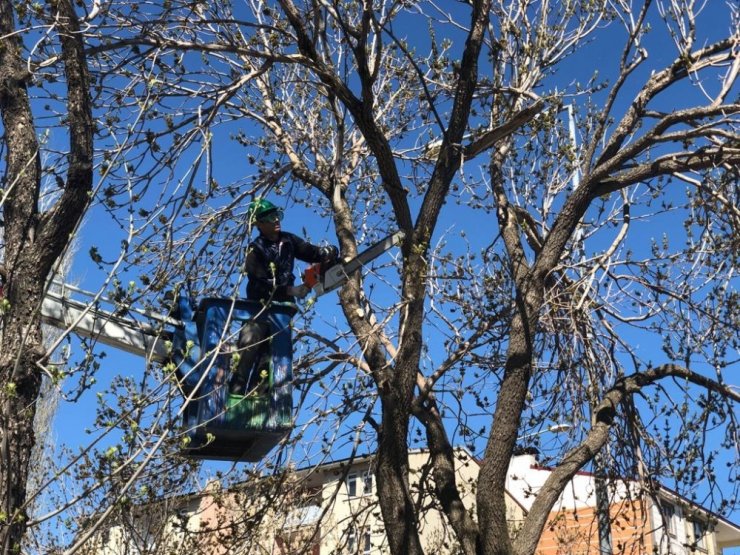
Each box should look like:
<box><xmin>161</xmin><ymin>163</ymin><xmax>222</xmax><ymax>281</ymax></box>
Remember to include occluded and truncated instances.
<box><xmin>506</xmin><ymin>452</ymin><xmax>740</xmax><ymax>555</ymax></box>
<box><xmin>84</xmin><ymin>449</ymin><xmax>740</xmax><ymax>554</ymax></box>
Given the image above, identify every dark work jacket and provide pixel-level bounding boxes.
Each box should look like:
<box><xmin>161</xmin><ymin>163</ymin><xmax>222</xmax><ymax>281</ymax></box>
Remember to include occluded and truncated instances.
<box><xmin>245</xmin><ymin>232</ymin><xmax>328</xmax><ymax>303</ymax></box>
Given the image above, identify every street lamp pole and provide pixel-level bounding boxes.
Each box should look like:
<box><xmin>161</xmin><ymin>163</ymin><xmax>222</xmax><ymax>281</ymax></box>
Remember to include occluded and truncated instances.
<box><xmin>565</xmin><ymin>104</ymin><xmax>613</xmax><ymax>555</ymax></box>
<box><xmin>593</xmin><ymin>451</ymin><xmax>613</xmax><ymax>555</ymax></box>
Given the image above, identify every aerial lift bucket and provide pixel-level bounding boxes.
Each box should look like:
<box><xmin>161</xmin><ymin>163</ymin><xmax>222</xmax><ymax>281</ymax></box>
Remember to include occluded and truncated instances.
<box><xmin>172</xmin><ymin>296</ymin><xmax>295</xmax><ymax>462</ymax></box>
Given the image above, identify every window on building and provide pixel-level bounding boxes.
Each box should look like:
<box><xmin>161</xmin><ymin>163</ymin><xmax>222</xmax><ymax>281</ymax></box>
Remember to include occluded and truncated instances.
<box><xmin>691</xmin><ymin>520</ymin><xmax>707</xmax><ymax>551</ymax></box>
<box><xmin>363</xmin><ymin>471</ymin><xmax>373</xmax><ymax>495</ymax></box>
<box><xmin>662</xmin><ymin>503</ymin><xmax>679</xmax><ymax>537</ymax></box>
<box><xmin>362</xmin><ymin>528</ymin><xmax>372</xmax><ymax>554</ymax></box>
<box><xmin>347</xmin><ymin>473</ymin><xmax>357</xmax><ymax>497</ymax></box>
<box><xmin>347</xmin><ymin>470</ymin><xmax>373</xmax><ymax>497</ymax></box>
<box><xmin>345</xmin><ymin>526</ymin><xmax>371</xmax><ymax>554</ymax></box>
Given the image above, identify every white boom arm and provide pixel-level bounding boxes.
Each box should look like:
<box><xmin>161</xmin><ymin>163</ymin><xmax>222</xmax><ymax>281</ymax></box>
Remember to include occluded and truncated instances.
<box><xmin>40</xmin><ymin>285</ymin><xmax>172</xmax><ymax>362</ymax></box>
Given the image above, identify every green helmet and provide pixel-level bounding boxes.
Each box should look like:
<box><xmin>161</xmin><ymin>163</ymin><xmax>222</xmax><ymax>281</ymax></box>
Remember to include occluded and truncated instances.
<box><xmin>247</xmin><ymin>198</ymin><xmax>282</xmax><ymax>223</ymax></box>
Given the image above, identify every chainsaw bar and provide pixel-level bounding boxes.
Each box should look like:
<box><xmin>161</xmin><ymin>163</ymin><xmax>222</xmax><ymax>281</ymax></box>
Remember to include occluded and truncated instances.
<box><xmin>312</xmin><ymin>230</ymin><xmax>405</xmax><ymax>297</ymax></box>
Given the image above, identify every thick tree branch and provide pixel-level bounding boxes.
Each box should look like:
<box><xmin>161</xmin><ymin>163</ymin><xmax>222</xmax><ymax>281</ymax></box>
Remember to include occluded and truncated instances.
<box><xmin>0</xmin><ymin>0</ymin><xmax>40</xmax><ymax>272</ymax></box>
<box><xmin>277</xmin><ymin>0</ymin><xmax>412</xmax><ymax>232</ymax></box>
<box><xmin>490</xmin><ymin>145</ymin><xmax>530</xmax><ymax>284</ymax></box>
<box><xmin>585</xmin><ymin>0</ymin><xmax>653</xmax><ymax>168</ymax></box>
<box><xmin>415</xmin><ymin>0</ymin><xmax>492</xmax><ymax>243</ymax></box>
<box><xmin>37</xmin><ymin>0</ymin><xmax>94</xmax><ymax>264</ymax></box>
<box><xmin>514</xmin><ymin>363</ymin><xmax>738</xmax><ymax>555</ymax></box>
<box><xmin>591</xmin><ymin>38</ymin><xmax>736</xmax><ymax>172</ymax></box>
<box><xmin>589</xmin><ymin>102</ymin><xmax>740</xmax><ymax>186</ymax></box>
<box><xmin>593</xmin><ymin>143</ymin><xmax>740</xmax><ymax>197</ymax></box>
<box><xmin>413</xmin><ymin>401</ymin><xmax>479</xmax><ymax>555</ymax></box>
<box><xmin>462</xmin><ymin>99</ymin><xmax>545</xmax><ymax>160</ymax></box>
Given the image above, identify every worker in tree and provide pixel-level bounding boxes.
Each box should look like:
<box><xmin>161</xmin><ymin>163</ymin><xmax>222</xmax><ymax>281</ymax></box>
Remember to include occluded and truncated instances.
<box><xmin>229</xmin><ymin>198</ymin><xmax>338</xmax><ymax>395</ymax></box>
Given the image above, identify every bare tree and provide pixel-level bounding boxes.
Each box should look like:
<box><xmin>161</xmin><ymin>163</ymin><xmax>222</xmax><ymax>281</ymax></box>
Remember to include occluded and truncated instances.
<box><xmin>109</xmin><ymin>2</ymin><xmax>736</xmax><ymax>555</ymax></box>
<box><xmin>189</xmin><ymin>1</ymin><xmax>738</xmax><ymax>553</ymax></box>
<box><xmin>2</xmin><ymin>1</ymin><xmax>738</xmax><ymax>554</ymax></box>
<box><xmin>0</xmin><ymin>0</ymin><xmax>93</xmax><ymax>549</ymax></box>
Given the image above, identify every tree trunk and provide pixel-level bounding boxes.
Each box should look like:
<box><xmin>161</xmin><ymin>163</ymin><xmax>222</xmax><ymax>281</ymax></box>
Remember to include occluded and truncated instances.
<box><xmin>0</xmin><ymin>0</ymin><xmax>93</xmax><ymax>549</ymax></box>
<box><xmin>0</xmin><ymin>287</ymin><xmax>44</xmax><ymax>553</ymax></box>
<box><xmin>0</xmin><ymin>0</ymin><xmax>44</xmax><ymax>545</ymax></box>
<box><xmin>376</xmin><ymin>399</ymin><xmax>424</xmax><ymax>555</ymax></box>
<box><xmin>477</xmin><ymin>310</ymin><xmax>535</xmax><ymax>555</ymax></box>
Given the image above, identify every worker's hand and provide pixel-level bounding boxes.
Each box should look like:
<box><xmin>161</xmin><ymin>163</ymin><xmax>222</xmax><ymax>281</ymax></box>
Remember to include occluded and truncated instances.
<box><xmin>320</xmin><ymin>245</ymin><xmax>339</xmax><ymax>263</ymax></box>
<box><xmin>286</xmin><ymin>285</ymin><xmax>310</xmax><ymax>299</ymax></box>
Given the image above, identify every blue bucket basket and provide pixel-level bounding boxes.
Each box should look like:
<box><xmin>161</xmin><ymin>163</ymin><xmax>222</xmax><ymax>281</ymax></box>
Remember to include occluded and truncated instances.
<box><xmin>172</xmin><ymin>296</ymin><xmax>295</xmax><ymax>461</ymax></box>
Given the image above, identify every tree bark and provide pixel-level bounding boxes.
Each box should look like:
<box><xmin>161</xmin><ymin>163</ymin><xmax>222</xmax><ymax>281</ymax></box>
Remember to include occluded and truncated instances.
<box><xmin>0</xmin><ymin>0</ymin><xmax>44</xmax><ymax>547</ymax></box>
<box><xmin>0</xmin><ymin>0</ymin><xmax>92</xmax><ymax>550</ymax></box>
<box><xmin>376</xmin><ymin>398</ymin><xmax>425</xmax><ymax>555</ymax></box>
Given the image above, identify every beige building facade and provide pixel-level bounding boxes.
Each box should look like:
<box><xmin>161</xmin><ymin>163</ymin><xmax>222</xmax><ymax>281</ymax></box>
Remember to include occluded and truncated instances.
<box><xmin>88</xmin><ymin>450</ymin><xmax>739</xmax><ymax>554</ymax></box>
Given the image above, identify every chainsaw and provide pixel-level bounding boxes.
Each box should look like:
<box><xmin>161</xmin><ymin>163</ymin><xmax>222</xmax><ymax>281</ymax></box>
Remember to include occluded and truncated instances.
<box><xmin>302</xmin><ymin>230</ymin><xmax>405</xmax><ymax>297</ymax></box>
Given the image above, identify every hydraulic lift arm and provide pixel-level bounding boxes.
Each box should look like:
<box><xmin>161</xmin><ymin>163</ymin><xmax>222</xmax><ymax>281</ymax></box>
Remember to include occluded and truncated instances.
<box><xmin>40</xmin><ymin>285</ymin><xmax>173</xmax><ymax>362</ymax></box>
